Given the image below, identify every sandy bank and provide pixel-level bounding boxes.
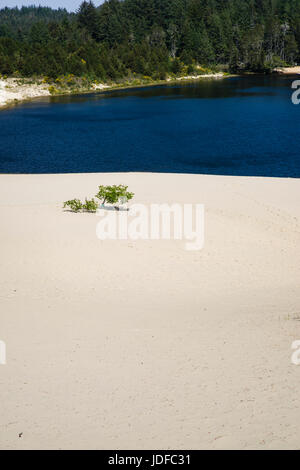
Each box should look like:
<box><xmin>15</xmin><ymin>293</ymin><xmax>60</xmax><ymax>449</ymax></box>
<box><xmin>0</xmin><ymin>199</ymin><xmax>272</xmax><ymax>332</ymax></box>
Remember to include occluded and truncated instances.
<box><xmin>0</xmin><ymin>78</ymin><xmax>50</xmax><ymax>108</ymax></box>
<box><xmin>274</xmin><ymin>66</ymin><xmax>300</xmax><ymax>74</ymax></box>
<box><xmin>0</xmin><ymin>172</ymin><xmax>300</xmax><ymax>450</ymax></box>
<box><xmin>0</xmin><ymin>74</ymin><xmax>225</xmax><ymax>110</ymax></box>
<box><xmin>167</xmin><ymin>72</ymin><xmax>224</xmax><ymax>81</ymax></box>
<box><xmin>0</xmin><ymin>77</ymin><xmax>112</xmax><ymax>109</ymax></box>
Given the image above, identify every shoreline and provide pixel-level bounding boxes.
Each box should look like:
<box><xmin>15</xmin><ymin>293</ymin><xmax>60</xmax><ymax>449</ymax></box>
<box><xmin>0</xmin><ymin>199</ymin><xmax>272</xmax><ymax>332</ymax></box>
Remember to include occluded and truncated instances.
<box><xmin>0</xmin><ymin>170</ymin><xmax>299</xmax><ymax>179</ymax></box>
<box><xmin>0</xmin><ymin>73</ymin><xmax>227</xmax><ymax>111</ymax></box>
<box><xmin>273</xmin><ymin>66</ymin><xmax>300</xmax><ymax>74</ymax></box>
<box><xmin>1</xmin><ymin>67</ymin><xmax>298</xmax><ymax>111</ymax></box>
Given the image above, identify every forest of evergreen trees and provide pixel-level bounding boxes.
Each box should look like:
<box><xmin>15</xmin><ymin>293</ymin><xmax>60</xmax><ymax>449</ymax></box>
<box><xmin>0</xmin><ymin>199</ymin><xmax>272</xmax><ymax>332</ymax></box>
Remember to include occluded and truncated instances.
<box><xmin>0</xmin><ymin>0</ymin><xmax>300</xmax><ymax>80</ymax></box>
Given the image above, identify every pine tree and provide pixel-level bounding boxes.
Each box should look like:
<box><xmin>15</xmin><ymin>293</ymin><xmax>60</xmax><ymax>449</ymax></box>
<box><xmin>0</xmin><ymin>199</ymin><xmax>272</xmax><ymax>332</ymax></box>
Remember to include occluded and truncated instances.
<box><xmin>77</xmin><ymin>1</ymin><xmax>99</xmax><ymax>41</ymax></box>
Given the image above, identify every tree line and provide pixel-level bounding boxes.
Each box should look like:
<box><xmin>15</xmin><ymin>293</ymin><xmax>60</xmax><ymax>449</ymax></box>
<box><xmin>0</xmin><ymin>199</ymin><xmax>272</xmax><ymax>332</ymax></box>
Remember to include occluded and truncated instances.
<box><xmin>0</xmin><ymin>0</ymin><xmax>300</xmax><ymax>80</ymax></box>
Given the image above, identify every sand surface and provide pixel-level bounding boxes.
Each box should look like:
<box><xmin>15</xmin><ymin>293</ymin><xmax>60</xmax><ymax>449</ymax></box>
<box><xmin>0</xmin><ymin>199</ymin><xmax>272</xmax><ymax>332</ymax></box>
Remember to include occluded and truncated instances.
<box><xmin>0</xmin><ymin>78</ymin><xmax>111</xmax><ymax>109</ymax></box>
<box><xmin>0</xmin><ymin>172</ymin><xmax>300</xmax><ymax>450</ymax></box>
<box><xmin>274</xmin><ymin>66</ymin><xmax>300</xmax><ymax>74</ymax></box>
<box><xmin>0</xmin><ymin>78</ymin><xmax>50</xmax><ymax>108</ymax></box>
<box><xmin>167</xmin><ymin>73</ymin><xmax>224</xmax><ymax>81</ymax></box>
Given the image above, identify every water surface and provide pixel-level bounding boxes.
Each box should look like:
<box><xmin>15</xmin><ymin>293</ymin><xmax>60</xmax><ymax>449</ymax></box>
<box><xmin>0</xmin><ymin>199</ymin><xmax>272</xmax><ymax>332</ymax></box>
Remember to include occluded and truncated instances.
<box><xmin>0</xmin><ymin>75</ymin><xmax>299</xmax><ymax>177</ymax></box>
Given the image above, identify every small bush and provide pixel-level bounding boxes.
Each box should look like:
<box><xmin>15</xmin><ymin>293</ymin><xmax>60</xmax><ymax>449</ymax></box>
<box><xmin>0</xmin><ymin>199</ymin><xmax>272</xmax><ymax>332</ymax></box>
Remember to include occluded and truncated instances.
<box><xmin>95</xmin><ymin>185</ymin><xmax>134</xmax><ymax>208</ymax></box>
<box><xmin>48</xmin><ymin>85</ymin><xmax>59</xmax><ymax>95</ymax></box>
<box><xmin>82</xmin><ymin>198</ymin><xmax>98</xmax><ymax>212</ymax></box>
<box><xmin>63</xmin><ymin>199</ymin><xmax>83</xmax><ymax>212</ymax></box>
<box><xmin>63</xmin><ymin>185</ymin><xmax>134</xmax><ymax>213</ymax></box>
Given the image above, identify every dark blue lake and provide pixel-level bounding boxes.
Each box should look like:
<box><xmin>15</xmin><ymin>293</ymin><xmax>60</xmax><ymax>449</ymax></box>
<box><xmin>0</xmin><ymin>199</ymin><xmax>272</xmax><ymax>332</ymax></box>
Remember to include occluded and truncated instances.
<box><xmin>1</xmin><ymin>74</ymin><xmax>299</xmax><ymax>176</ymax></box>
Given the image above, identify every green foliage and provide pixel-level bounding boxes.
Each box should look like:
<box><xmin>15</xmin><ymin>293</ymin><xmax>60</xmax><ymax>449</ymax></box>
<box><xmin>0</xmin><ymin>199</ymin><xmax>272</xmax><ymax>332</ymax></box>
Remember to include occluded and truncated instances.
<box><xmin>1</xmin><ymin>1</ymin><xmax>300</xmax><ymax>79</ymax></box>
<box><xmin>48</xmin><ymin>85</ymin><xmax>59</xmax><ymax>94</ymax></box>
<box><xmin>77</xmin><ymin>1</ymin><xmax>100</xmax><ymax>41</ymax></box>
<box><xmin>82</xmin><ymin>198</ymin><xmax>98</xmax><ymax>212</ymax></box>
<box><xmin>229</xmin><ymin>46</ymin><xmax>240</xmax><ymax>73</ymax></box>
<box><xmin>95</xmin><ymin>185</ymin><xmax>134</xmax><ymax>207</ymax></box>
<box><xmin>63</xmin><ymin>199</ymin><xmax>83</xmax><ymax>212</ymax></box>
<box><xmin>171</xmin><ymin>58</ymin><xmax>183</xmax><ymax>75</ymax></box>
<box><xmin>63</xmin><ymin>185</ymin><xmax>134</xmax><ymax>213</ymax></box>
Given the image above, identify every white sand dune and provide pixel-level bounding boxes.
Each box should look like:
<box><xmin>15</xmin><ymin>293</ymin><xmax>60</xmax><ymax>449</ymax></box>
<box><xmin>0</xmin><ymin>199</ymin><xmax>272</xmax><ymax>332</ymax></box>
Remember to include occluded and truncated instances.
<box><xmin>0</xmin><ymin>172</ymin><xmax>300</xmax><ymax>450</ymax></box>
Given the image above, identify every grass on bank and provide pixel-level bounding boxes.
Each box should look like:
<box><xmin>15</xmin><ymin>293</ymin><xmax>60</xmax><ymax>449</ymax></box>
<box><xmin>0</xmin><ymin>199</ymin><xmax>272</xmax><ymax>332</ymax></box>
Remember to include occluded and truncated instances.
<box><xmin>0</xmin><ymin>60</ymin><xmax>228</xmax><ymax>98</ymax></box>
